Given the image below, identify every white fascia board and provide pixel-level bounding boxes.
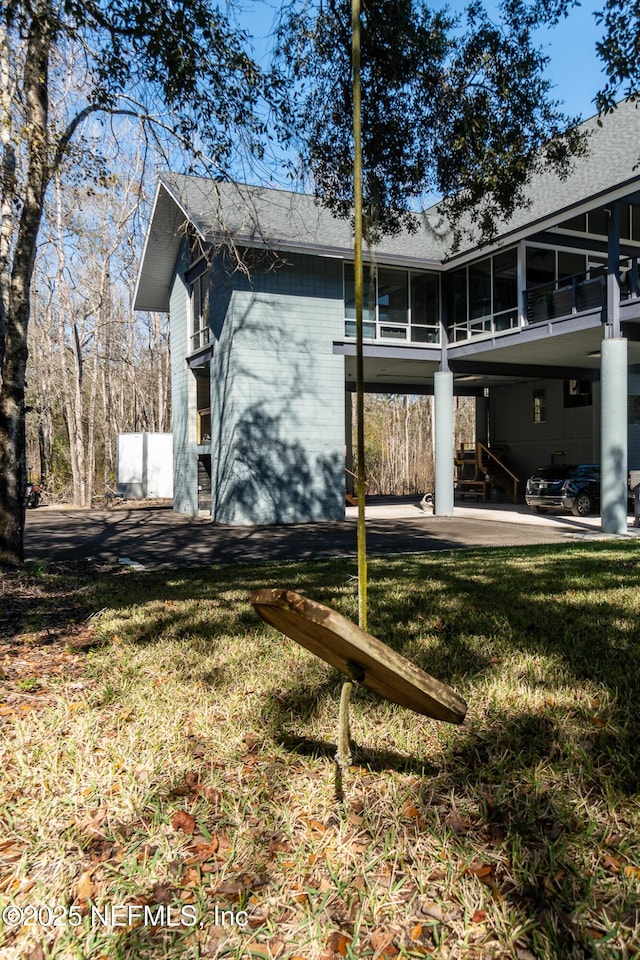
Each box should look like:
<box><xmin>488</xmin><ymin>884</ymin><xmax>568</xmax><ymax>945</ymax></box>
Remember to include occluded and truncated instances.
<box><xmin>133</xmin><ymin>178</ymin><xmax>207</xmax><ymax>313</ymax></box>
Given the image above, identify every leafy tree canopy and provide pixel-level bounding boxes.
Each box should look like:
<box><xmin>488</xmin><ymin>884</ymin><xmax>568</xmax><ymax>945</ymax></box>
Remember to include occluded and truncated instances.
<box><xmin>275</xmin><ymin>0</ymin><xmax>587</xmax><ymax>247</ymax></box>
<box><xmin>0</xmin><ymin>0</ymin><xmax>282</xmax><ymax>564</ymax></box>
<box><xmin>595</xmin><ymin>0</ymin><xmax>640</xmax><ymax>112</ymax></box>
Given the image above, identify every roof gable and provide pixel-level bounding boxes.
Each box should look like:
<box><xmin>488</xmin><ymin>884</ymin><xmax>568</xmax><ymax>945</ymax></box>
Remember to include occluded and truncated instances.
<box><xmin>134</xmin><ymin>99</ymin><xmax>640</xmax><ymax>311</ymax></box>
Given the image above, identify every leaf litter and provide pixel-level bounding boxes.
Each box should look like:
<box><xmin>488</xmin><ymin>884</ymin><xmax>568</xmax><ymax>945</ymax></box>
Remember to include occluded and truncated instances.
<box><xmin>1</xmin><ymin>547</ymin><xmax>640</xmax><ymax>959</ymax></box>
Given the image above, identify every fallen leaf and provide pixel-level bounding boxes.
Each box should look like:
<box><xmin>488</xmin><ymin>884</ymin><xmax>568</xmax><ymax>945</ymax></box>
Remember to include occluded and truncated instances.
<box><xmin>471</xmin><ymin>909</ymin><xmax>487</xmax><ymax>923</ymax></box>
<box><xmin>326</xmin><ymin>931</ymin><xmax>352</xmax><ymax>957</ymax></box>
<box><xmin>623</xmin><ymin>864</ymin><xmax>640</xmax><ymax>879</ymax></box>
<box><xmin>75</xmin><ymin>868</ymin><xmax>94</xmax><ymax>903</ymax></box>
<box><xmin>419</xmin><ymin>901</ymin><xmax>461</xmax><ymax>923</ymax></box>
<box><xmin>445</xmin><ymin>811</ymin><xmax>473</xmax><ymax>834</ymax></box>
<box><xmin>172</xmin><ymin>810</ymin><xmax>196</xmax><ymax>834</ymax></box>
<box><xmin>244</xmin><ymin>938</ymin><xmax>285</xmax><ymax>959</ymax></box>
<box><xmin>24</xmin><ymin>946</ymin><xmax>45</xmax><ymax>960</ymax></box>
<box><xmin>81</xmin><ymin>806</ymin><xmax>107</xmax><ymax>840</ymax></box>
<box><xmin>370</xmin><ymin>926</ymin><xmax>399</xmax><ymax>957</ymax></box>
<box><xmin>214</xmin><ymin>881</ymin><xmax>245</xmax><ymax>901</ymax></box>
<box><xmin>602</xmin><ymin>853</ymin><xmax>622</xmax><ymax>874</ymax></box>
<box><xmin>180</xmin><ymin>867</ymin><xmax>201</xmax><ymax>887</ymax></box>
<box><xmin>187</xmin><ymin>837</ymin><xmax>219</xmax><ymax>864</ymax></box>
<box><xmin>410</xmin><ymin>924</ymin><xmax>424</xmax><ymax>941</ymax></box>
<box><xmin>305</xmin><ymin>819</ymin><xmax>327</xmax><ymax>836</ymax></box>
<box><xmin>151</xmin><ymin>883</ymin><xmax>174</xmax><ymax>904</ymax></box>
<box><xmin>466</xmin><ymin>862</ymin><xmax>494</xmax><ymax>879</ymax></box>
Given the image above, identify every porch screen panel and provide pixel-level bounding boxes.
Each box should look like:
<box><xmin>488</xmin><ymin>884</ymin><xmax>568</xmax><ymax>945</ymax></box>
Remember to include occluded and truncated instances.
<box><xmin>344</xmin><ymin>263</ymin><xmax>376</xmax><ymax>338</ymax></box>
<box><xmin>526</xmin><ymin>247</ymin><xmax>555</xmax><ymax>286</ymax></box>
<box><xmin>558</xmin><ymin>251</ymin><xmax>586</xmax><ymax>281</ymax></box>
<box><xmin>378</xmin><ymin>269</ymin><xmax>409</xmax><ymax>339</ymax></box>
<box><xmin>493</xmin><ymin>249</ymin><xmax>517</xmax><ymax>312</ymax></box>
<box><xmin>469</xmin><ymin>258</ymin><xmax>491</xmax><ymax>320</ymax></box>
<box><xmin>448</xmin><ymin>268</ymin><xmax>467</xmax><ymax>341</ymax></box>
<box><xmin>410</xmin><ymin>273</ymin><xmax>439</xmax><ymax>343</ymax></box>
<box><xmin>492</xmin><ymin>248</ymin><xmax>518</xmax><ymax>331</ymax></box>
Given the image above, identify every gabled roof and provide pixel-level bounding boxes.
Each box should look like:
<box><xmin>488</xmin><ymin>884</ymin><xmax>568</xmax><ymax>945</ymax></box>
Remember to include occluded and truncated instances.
<box><xmin>135</xmin><ymin>99</ymin><xmax>640</xmax><ymax>313</ymax></box>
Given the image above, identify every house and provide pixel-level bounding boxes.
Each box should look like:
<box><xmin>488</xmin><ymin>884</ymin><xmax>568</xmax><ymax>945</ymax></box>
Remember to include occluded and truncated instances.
<box><xmin>134</xmin><ymin>99</ymin><xmax>640</xmax><ymax>533</ymax></box>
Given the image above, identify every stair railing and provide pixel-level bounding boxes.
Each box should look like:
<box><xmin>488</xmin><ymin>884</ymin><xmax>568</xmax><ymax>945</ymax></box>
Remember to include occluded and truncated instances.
<box><xmin>476</xmin><ymin>442</ymin><xmax>520</xmax><ymax>503</ymax></box>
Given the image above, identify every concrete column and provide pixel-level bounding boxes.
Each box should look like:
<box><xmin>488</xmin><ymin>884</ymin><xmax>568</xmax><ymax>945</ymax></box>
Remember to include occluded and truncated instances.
<box><xmin>600</xmin><ymin>337</ymin><xmax>628</xmax><ymax>534</ymax></box>
<box><xmin>434</xmin><ymin>370</ymin><xmax>454</xmax><ymax>515</ymax></box>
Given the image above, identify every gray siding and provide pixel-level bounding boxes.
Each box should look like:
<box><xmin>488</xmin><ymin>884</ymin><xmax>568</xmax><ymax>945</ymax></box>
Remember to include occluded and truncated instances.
<box><xmin>208</xmin><ymin>253</ymin><xmax>345</xmax><ymax>524</ymax></box>
<box><xmin>169</xmin><ymin>244</ymin><xmax>198</xmax><ymax>515</ymax></box>
<box><xmin>490</xmin><ymin>379</ymin><xmax>598</xmax><ymax>482</ymax></box>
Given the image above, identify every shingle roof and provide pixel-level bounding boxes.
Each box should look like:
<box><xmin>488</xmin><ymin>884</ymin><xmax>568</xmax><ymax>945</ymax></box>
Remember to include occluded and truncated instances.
<box><xmin>456</xmin><ymin>96</ymin><xmax>640</xmax><ymax>251</ymax></box>
<box><xmin>135</xmin><ymin>99</ymin><xmax>640</xmax><ymax>312</ymax></box>
<box><xmin>158</xmin><ymin>173</ymin><xmax>450</xmax><ymax>262</ymax></box>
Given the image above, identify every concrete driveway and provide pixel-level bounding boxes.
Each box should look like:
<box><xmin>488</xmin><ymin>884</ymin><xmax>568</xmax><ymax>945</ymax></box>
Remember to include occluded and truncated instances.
<box><xmin>24</xmin><ymin>498</ymin><xmax>638</xmax><ymax>570</ymax></box>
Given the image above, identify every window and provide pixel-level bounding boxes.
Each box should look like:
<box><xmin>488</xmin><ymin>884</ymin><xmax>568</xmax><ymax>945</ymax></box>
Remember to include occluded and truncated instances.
<box><xmin>533</xmin><ymin>389</ymin><xmax>546</xmax><ymax>424</ymax></box>
<box><xmin>344</xmin><ymin>264</ymin><xmax>376</xmax><ymax>338</ymax></box>
<box><xmin>559</xmin><ymin>204</ymin><xmax>635</xmax><ymax>239</ymax></box>
<box><xmin>190</xmin><ymin>272</ymin><xmax>210</xmax><ymax>353</ymax></box>
<box><xmin>410</xmin><ymin>273</ymin><xmax>440</xmax><ymax>342</ymax></box>
<box><xmin>377</xmin><ymin>268</ymin><xmax>409</xmax><ymax>338</ymax></box>
<box><xmin>344</xmin><ymin>265</ymin><xmax>439</xmax><ymax>343</ymax></box>
<box><xmin>195</xmin><ymin>367</ymin><xmax>211</xmax><ymax>443</ymax></box>
<box><xmin>564</xmin><ymin>379</ymin><xmax>592</xmax><ymax>408</ymax></box>
<box><xmin>447</xmin><ymin>248</ymin><xmax>518</xmax><ymax>341</ymax></box>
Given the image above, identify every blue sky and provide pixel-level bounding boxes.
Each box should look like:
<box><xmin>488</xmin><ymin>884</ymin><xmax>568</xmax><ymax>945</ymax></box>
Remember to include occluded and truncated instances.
<box><xmin>244</xmin><ymin>0</ymin><xmax>607</xmax><ymax>122</ymax></box>
<box><xmin>522</xmin><ymin>3</ymin><xmax>605</xmax><ymax>120</ymax></box>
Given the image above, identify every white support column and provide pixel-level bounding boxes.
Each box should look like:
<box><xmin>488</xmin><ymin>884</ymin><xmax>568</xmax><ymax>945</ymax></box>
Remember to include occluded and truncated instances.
<box><xmin>600</xmin><ymin>337</ymin><xmax>628</xmax><ymax>534</ymax></box>
<box><xmin>434</xmin><ymin>370</ymin><xmax>454</xmax><ymax>515</ymax></box>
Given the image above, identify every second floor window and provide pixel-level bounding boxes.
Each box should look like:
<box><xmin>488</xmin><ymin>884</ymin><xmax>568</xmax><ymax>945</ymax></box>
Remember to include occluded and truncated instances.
<box><xmin>190</xmin><ymin>272</ymin><xmax>210</xmax><ymax>353</ymax></box>
<box><xmin>344</xmin><ymin>265</ymin><xmax>440</xmax><ymax>343</ymax></box>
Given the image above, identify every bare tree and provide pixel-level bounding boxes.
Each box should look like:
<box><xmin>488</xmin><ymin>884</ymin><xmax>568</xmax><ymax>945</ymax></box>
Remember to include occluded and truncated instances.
<box><xmin>26</xmin><ymin>136</ymin><xmax>171</xmax><ymax>505</ymax></box>
<box><xmin>1</xmin><ymin>0</ymin><xmax>278</xmax><ymax>564</ymax></box>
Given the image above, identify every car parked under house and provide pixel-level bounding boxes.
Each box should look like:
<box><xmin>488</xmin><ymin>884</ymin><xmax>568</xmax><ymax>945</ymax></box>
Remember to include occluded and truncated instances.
<box><xmin>525</xmin><ymin>464</ymin><xmax>601</xmax><ymax>517</ymax></box>
<box><xmin>134</xmin><ymin>99</ymin><xmax>640</xmax><ymax>535</ymax></box>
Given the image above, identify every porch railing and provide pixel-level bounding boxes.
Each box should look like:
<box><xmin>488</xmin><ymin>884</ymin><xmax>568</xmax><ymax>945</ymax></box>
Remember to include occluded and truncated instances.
<box><xmin>524</xmin><ymin>266</ymin><xmax>607</xmax><ymax>324</ymax></box>
<box><xmin>524</xmin><ymin>257</ymin><xmax>640</xmax><ymax>325</ymax></box>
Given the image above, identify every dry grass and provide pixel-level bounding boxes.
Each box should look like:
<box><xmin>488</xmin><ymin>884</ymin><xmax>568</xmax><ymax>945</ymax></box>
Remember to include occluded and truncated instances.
<box><xmin>1</xmin><ymin>542</ymin><xmax>639</xmax><ymax>959</ymax></box>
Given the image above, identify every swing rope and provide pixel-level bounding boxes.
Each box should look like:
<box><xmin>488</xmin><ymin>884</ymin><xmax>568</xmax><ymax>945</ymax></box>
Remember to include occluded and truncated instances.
<box><xmin>336</xmin><ymin>0</ymin><xmax>366</xmax><ymax>783</ymax></box>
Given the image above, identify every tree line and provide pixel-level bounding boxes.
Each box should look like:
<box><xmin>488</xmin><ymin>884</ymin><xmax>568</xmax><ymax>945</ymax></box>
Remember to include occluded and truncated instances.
<box><xmin>353</xmin><ymin>394</ymin><xmax>475</xmax><ymax>496</ymax></box>
<box><xmin>25</xmin><ymin>144</ymin><xmax>170</xmax><ymax>506</ymax></box>
<box><xmin>3</xmin><ymin>0</ymin><xmax>639</xmax><ymax>563</ymax></box>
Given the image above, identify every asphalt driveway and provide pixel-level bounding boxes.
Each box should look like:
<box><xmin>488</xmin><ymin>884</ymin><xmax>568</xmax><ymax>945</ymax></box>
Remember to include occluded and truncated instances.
<box><xmin>24</xmin><ymin>499</ymin><xmax>631</xmax><ymax>570</ymax></box>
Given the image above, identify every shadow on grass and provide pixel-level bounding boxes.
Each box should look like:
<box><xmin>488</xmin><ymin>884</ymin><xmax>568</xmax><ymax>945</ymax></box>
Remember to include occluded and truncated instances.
<box><xmin>7</xmin><ymin>542</ymin><xmax>640</xmax><ymax>958</ymax></box>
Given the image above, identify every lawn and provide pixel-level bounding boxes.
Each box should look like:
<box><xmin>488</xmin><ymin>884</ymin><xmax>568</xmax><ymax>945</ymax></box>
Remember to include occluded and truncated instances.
<box><xmin>1</xmin><ymin>541</ymin><xmax>639</xmax><ymax>960</ymax></box>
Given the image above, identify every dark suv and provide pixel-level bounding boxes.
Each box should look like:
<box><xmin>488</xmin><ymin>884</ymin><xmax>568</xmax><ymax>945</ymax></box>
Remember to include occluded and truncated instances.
<box><xmin>525</xmin><ymin>464</ymin><xmax>600</xmax><ymax>517</ymax></box>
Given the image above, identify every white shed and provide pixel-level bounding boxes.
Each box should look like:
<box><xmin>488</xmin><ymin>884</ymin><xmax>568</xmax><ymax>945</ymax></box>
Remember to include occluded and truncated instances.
<box><xmin>116</xmin><ymin>433</ymin><xmax>173</xmax><ymax>499</ymax></box>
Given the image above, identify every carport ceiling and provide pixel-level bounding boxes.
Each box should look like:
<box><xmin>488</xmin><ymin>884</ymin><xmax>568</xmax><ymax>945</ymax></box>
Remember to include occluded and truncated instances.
<box><xmin>342</xmin><ymin>326</ymin><xmax>640</xmax><ymax>393</ymax></box>
<box><xmin>344</xmin><ymin>355</ymin><xmax>439</xmax><ymax>393</ymax></box>
<box><xmin>343</xmin><ymin>355</ymin><xmax>523</xmax><ymax>393</ymax></box>
<box><xmin>450</xmin><ymin>324</ymin><xmax>640</xmax><ymax>385</ymax></box>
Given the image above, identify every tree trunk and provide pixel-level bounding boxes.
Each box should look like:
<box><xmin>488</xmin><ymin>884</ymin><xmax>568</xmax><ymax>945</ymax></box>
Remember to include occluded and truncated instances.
<box><xmin>0</xmin><ymin>6</ymin><xmax>49</xmax><ymax>565</ymax></box>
